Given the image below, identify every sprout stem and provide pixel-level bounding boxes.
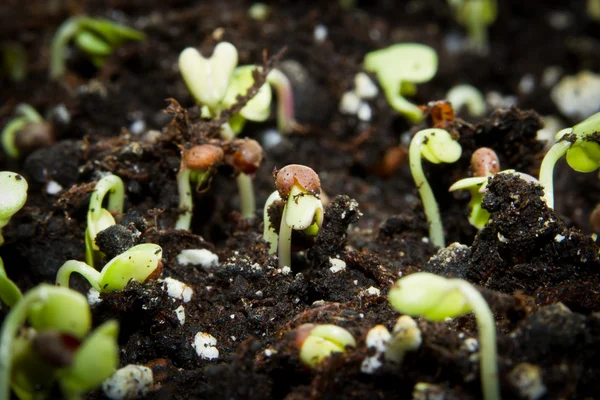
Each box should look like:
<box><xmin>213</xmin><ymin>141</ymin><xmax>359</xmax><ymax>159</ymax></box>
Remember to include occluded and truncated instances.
<box><xmin>409</xmin><ymin>130</ymin><xmax>445</xmax><ymax>248</ymax></box>
<box><xmin>267</xmin><ymin>69</ymin><xmax>296</xmax><ymax>133</ymax></box>
<box><xmin>237</xmin><ymin>173</ymin><xmax>256</xmax><ymax>219</ymax></box>
<box><xmin>278</xmin><ymin>203</ymin><xmax>292</xmax><ymax>268</ymax></box>
<box><xmin>89</xmin><ymin>174</ymin><xmax>124</xmax><ymax>223</ymax></box>
<box><xmin>539</xmin><ymin>139</ymin><xmax>572</xmax><ymax>208</ymax></box>
<box><xmin>175</xmin><ymin>169</ymin><xmax>193</xmax><ymax>230</ymax></box>
<box><xmin>50</xmin><ymin>16</ymin><xmax>83</xmax><ymax>79</ymax></box>
<box><xmin>55</xmin><ymin>261</ymin><xmax>102</xmax><ymax>292</ymax></box>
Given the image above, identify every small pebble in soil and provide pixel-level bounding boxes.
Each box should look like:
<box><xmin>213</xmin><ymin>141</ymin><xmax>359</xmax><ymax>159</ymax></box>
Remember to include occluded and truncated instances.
<box><xmin>87</xmin><ymin>288</ymin><xmax>102</xmax><ymax>305</ymax></box>
<box><xmin>192</xmin><ymin>332</ymin><xmax>219</xmax><ymax>360</ymax></box>
<box><xmin>313</xmin><ymin>24</ymin><xmax>328</xmax><ymax>44</ymax></box>
<box><xmin>361</xmin><ymin>325</ymin><xmax>391</xmax><ymax>374</ymax></box>
<box><xmin>45</xmin><ymin>180</ymin><xmax>63</xmax><ymax>195</ymax></box>
<box><xmin>174</xmin><ymin>305</ymin><xmax>185</xmax><ymax>325</ymax></box>
<box><xmin>177</xmin><ymin>248</ymin><xmax>219</xmax><ymax>271</ymax></box>
<box><xmin>102</xmin><ymin>364</ymin><xmax>153</xmax><ymax>400</ymax></box>
<box><xmin>506</xmin><ymin>363</ymin><xmax>547</xmax><ymax>400</ymax></box>
<box><xmin>328</xmin><ymin>257</ymin><xmax>346</xmax><ymax>273</ymax></box>
<box><xmin>161</xmin><ymin>277</ymin><xmax>193</xmax><ymax>303</ymax></box>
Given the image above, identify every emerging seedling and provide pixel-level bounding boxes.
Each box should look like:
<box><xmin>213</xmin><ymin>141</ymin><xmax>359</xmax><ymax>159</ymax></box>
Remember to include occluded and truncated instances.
<box><xmin>409</xmin><ymin>128</ymin><xmax>462</xmax><ymax>247</ymax></box>
<box><xmin>224</xmin><ymin>139</ymin><xmax>264</xmax><ymax>219</ymax></box>
<box><xmin>364</xmin><ymin>43</ymin><xmax>438</xmax><ymax>122</ymax></box>
<box><xmin>448</xmin><ymin>0</ymin><xmax>497</xmax><ymax>54</ymax></box>
<box><xmin>56</xmin><ymin>243</ymin><xmax>163</xmax><ymax>292</ymax></box>
<box><xmin>446</xmin><ymin>84</ymin><xmax>487</xmax><ymax>116</ymax></box>
<box><xmin>0</xmin><ymin>284</ymin><xmax>118</xmax><ymax>399</ymax></box>
<box><xmin>176</xmin><ymin>144</ymin><xmax>224</xmax><ymax>230</ymax></box>
<box><xmin>264</xmin><ymin>165</ymin><xmax>324</xmax><ymax>268</ymax></box>
<box><xmin>1</xmin><ymin>104</ymin><xmax>46</xmax><ymax>159</ymax></box>
<box><xmin>50</xmin><ymin>16</ymin><xmax>145</xmax><ymax>79</ymax></box>
<box><xmin>295</xmin><ymin>323</ymin><xmax>356</xmax><ymax>368</ymax></box>
<box><xmin>0</xmin><ymin>171</ymin><xmax>28</xmax><ymax>246</ymax></box>
<box><xmin>85</xmin><ymin>174</ymin><xmax>125</xmax><ymax>267</ymax></box>
<box><xmin>1</xmin><ymin>42</ymin><xmax>27</xmax><ymax>82</ymax></box>
<box><xmin>0</xmin><ymin>256</ymin><xmax>22</xmax><ymax>308</ymax></box>
<box><xmin>388</xmin><ymin>272</ymin><xmax>499</xmax><ymax>400</ymax></box>
<box><xmin>539</xmin><ymin>111</ymin><xmax>600</xmax><ymax>208</ymax></box>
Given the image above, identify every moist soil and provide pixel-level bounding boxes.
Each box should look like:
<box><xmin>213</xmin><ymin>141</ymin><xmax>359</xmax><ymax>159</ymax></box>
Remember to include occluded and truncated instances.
<box><xmin>1</xmin><ymin>1</ymin><xmax>600</xmax><ymax>399</ymax></box>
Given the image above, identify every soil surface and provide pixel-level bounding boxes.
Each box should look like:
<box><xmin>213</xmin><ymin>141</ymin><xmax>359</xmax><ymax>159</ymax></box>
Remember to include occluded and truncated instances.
<box><xmin>1</xmin><ymin>1</ymin><xmax>600</xmax><ymax>399</ymax></box>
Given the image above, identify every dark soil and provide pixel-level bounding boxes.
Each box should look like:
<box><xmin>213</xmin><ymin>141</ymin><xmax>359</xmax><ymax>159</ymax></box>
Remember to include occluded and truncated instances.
<box><xmin>1</xmin><ymin>1</ymin><xmax>600</xmax><ymax>399</ymax></box>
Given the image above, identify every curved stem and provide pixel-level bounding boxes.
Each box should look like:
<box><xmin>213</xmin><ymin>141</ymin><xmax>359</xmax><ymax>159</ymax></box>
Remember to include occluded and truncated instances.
<box><xmin>89</xmin><ymin>174</ymin><xmax>124</xmax><ymax>222</ymax></box>
<box><xmin>237</xmin><ymin>173</ymin><xmax>256</xmax><ymax>219</ymax></box>
<box><xmin>277</xmin><ymin>204</ymin><xmax>293</xmax><ymax>268</ymax></box>
<box><xmin>456</xmin><ymin>281</ymin><xmax>499</xmax><ymax>400</ymax></box>
<box><xmin>50</xmin><ymin>16</ymin><xmax>83</xmax><ymax>79</ymax></box>
<box><xmin>175</xmin><ymin>169</ymin><xmax>193</xmax><ymax>230</ymax></box>
<box><xmin>383</xmin><ymin>81</ymin><xmax>423</xmax><ymax>123</ymax></box>
<box><xmin>55</xmin><ymin>261</ymin><xmax>102</xmax><ymax>292</ymax></box>
<box><xmin>0</xmin><ymin>285</ymin><xmax>64</xmax><ymax>399</ymax></box>
<box><xmin>267</xmin><ymin>69</ymin><xmax>296</xmax><ymax>133</ymax></box>
<box><xmin>539</xmin><ymin>140</ymin><xmax>571</xmax><ymax>208</ymax></box>
<box><xmin>409</xmin><ymin>130</ymin><xmax>445</xmax><ymax>248</ymax></box>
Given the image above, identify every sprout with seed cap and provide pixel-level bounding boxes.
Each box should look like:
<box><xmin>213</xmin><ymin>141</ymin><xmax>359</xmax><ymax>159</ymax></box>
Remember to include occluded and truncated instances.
<box><xmin>364</xmin><ymin>43</ymin><xmax>438</xmax><ymax>122</ymax></box>
<box><xmin>224</xmin><ymin>139</ymin><xmax>264</xmax><ymax>219</ymax></box>
<box><xmin>539</xmin><ymin>111</ymin><xmax>600</xmax><ymax>208</ymax></box>
<box><xmin>56</xmin><ymin>243</ymin><xmax>163</xmax><ymax>292</ymax></box>
<box><xmin>50</xmin><ymin>16</ymin><xmax>145</xmax><ymax>79</ymax></box>
<box><xmin>176</xmin><ymin>144</ymin><xmax>224</xmax><ymax>230</ymax></box>
<box><xmin>85</xmin><ymin>174</ymin><xmax>125</xmax><ymax>267</ymax></box>
<box><xmin>264</xmin><ymin>165</ymin><xmax>323</xmax><ymax>268</ymax></box>
<box><xmin>388</xmin><ymin>272</ymin><xmax>499</xmax><ymax>400</ymax></box>
<box><xmin>0</xmin><ymin>171</ymin><xmax>28</xmax><ymax>247</ymax></box>
<box><xmin>409</xmin><ymin>129</ymin><xmax>462</xmax><ymax>247</ymax></box>
<box><xmin>0</xmin><ymin>284</ymin><xmax>119</xmax><ymax>400</ymax></box>
<box><xmin>1</xmin><ymin>104</ymin><xmax>46</xmax><ymax>159</ymax></box>
<box><xmin>295</xmin><ymin>324</ymin><xmax>356</xmax><ymax>369</ymax></box>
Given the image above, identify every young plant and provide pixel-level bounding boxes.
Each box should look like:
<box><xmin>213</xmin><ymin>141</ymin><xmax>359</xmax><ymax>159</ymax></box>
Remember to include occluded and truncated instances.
<box><xmin>1</xmin><ymin>42</ymin><xmax>27</xmax><ymax>82</ymax></box>
<box><xmin>388</xmin><ymin>272</ymin><xmax>499</xmax><ymax>400</ymax></box>
<box><xmin>1</xmin><ymin>104</ymin><xmax>45</xmax><ymax>159</ymax></box>
<box><xmin>56</xmin><ymin>243</ymin><xmax>163</xmax><ymax>292</ymax></box>
<box><xmin>224</xmin><ymin>138</ymin><xmax>264</xmax><ymax>219</ymax></box>
<box><xmin>0</xmin><ymin>284</ymin><xmax>119</xmax><ymax>400</ymax></box>
<box><xmin>364</xmin><ymin>43</ymin><xmax>438</xmax><ymax>122</ymax></box>
<box><xmin>0</xmin><ymin>171</ymin><xmax>28</xmax><ymax>246</ymax></box>
<box><xmin>176</xmin><ymin>144</ymin><xmax>224</xmax><ymax>230</ymax></box>
<box><xmin>295</xmin><ymin>323</ymin><xmax>356</xmax><ymax>369</ymax></box>
<box><xmin>446</xmin><ymin>84</ymin><xmax>487</xmax><ymax>117</ymax></box>
<box><xmin>0</xmin><ymin>256</ymin><xmax>22</xmax><ymax>308</ymax></box>
<box><xmin>263</xmin><ymin>165</ymin><xmax>324</xmax><ymax>268</ymax></box>
<box><xmin>85</xmin><ymin>174</ymin><xmax>125</xmax><ymax>267</ymax></box>
<box><xmin>409</xmin><ymin>128</ymin><xmax>462</xmax><ymax>248</ymax></box>
<box><xmin>50</xmin><ymin>16</ymin><xmax>145</xmax><ymax>79</ymax></box>
<box><xmin>448</xmin><ymin>0</ymin><xmax>497</xmax><ymax>54</ymax></box>
<box><xmin>539</xmin><ymin>111</ymin><xmax>600</xmax><ymax>208</ymax></box>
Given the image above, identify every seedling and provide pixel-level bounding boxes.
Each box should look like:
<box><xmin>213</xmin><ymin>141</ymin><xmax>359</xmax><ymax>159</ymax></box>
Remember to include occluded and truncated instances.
<box><xmin>1</xmin><ymin>42</ymin><xmax>27</xmax><ymax>82</ymax></box>
<box><xmin>176</xmin><ymin>144</ymin><xmax>224</xmax><ymax>230</ymax></box>
<box><xmin>85</xmin><ymin>174</ymin><xmax>125</xmax><ymax>267</ymax></box>
<box><xmin>50</xmin><ymin>16</ymin><xmax>145</xmax><ymax>79</ymax></box>
<box><xmin>0</xmin><ymin>284</ymin><xmax>118</xmax><ymax>399</ymax></box>
<box><xmin>539</xmin><ymin>111</ymin><xmax>600</xmax><ymax>208</ymax></box>
<box><xmin>409</xmin><ymin>128</ymin><xmax>462</xmax><ymax>247</ymax></box>
<box><xmin>446</xmin><ymin>84</ymin><xmax>486</xmax><ymax>116</ymax></box>
<box><xmin>56</xmin><ymin>243</ymin><xmax>163</xmax><ymax>292</ymax></box>
<box><xmin>0</xmin><ymin>256</ymin><xmax>22</xmax><ymax>308</ymax></box>
<box><xmin>0</xmin><ymin>171</ymin><xmax>28</xmax><ymax>246</ymax></box>
<box><xmin>263</xmin><ymin>165</ymin><xmax>324</xmax><ymax>268</ymax></box>
<box><xmin>448</xmin><ymin>0</ymin><xmax>497</xmax><ymax>54</ymax></box>
<box><xmin>388</xmin><ymin>272</ymin><xmax>499</xmax><ymax>400</ymax></box>
<box><xmin>1</xmin><ymin>104</ymin><xmax>44</xmax><ymax>159</ymax></box>
<box><xmin>364</xmin><ymin>43</ymin><xmax>438</xmax><ymax>122</ymax></box>
<box><xmin>224</xmin><ymin>139</ymin><xmax>264</xmax><ymax>219</ymax></box>
<box><xmin>295</xmin><ymin>323</ymin><xmax>356</xmax><ymax>368</ymax></box>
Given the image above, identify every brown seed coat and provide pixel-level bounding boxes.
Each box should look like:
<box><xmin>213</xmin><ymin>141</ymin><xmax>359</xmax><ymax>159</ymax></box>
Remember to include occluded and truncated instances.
<box><xmin>274</xmin><ymin>164</ymin><xmax>320</xmax><ymax>199</ymax></box>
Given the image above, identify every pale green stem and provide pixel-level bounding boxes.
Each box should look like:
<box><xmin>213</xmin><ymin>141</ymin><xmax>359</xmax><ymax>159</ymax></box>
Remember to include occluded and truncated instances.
<box><xmin>15</xmin><ymin>104</ymin><xmax>43</xmax><ymax>123</ymax></box>
<box><xmin>50</xmin><ymin>16</ymin><xmax>83</xmax><ymax>79</ymax></box>
<box><xmin>0</xmin><ymin>285</ymin><xmax>65</xmax><ymax>399</ymax></box>
<box><xmin>266</xmin><ymin>69</ymin><xmax>296</xmax><ymax>133</ymax></box>
<box><xmin>278</xmin><ymin>204</ymin><xmax>293</xmax><ymax>268</ymax></box>
<box><xmin>0</xmin><ymin>256</ymin><xmax>23</xmax><ymax>308</ymax></box>
<box><xmin>237</xmin><ymin>173</ymin><xmax>256</xmax><ymax>219</ymax></box>
<box><xmin>539</xmin><ymin>140</ymin><xmax>571</xmax><ymax>208</ymax></box>
<box><xmin>383</xmin><ymin>81</ymin><xmax>423</xmax><ymax>123</ymax></box>
<box><xmin>455</xmin><ymin>281</ymin><xmax>499</xmax><ymax>400</ymax></box>
<box><xmin>55</xmin><ymin>261</ymin><xmax>102</xmax><ymax>292</ymax></box>
<box><xmin>220</xmin><ymin>122</ymin><xmax>235</xmax><ymax>140</ymax></box>
<box><xmin>466</xmin><ymin>1</ymin><xmax>488</xmax><ymax>53</ymax></box>
<box><xmin>175</xmin><ymin>168</ymin><xmax>193</xmax><ymax>230</ymax></box>
<box><xmin>89</xmin><ymin>175</ymin><xmax>124</xmax><ymax>222</ymax></box>
<box><xmin>409</xmin><ymin>130</ymin><xmax>445</xmax><ymax>248</ymax></box>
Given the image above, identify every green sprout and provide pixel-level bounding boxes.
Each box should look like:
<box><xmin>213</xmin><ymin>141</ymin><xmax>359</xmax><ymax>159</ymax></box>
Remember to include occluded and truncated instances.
<box><xmin>448</xmin><ymin>0</ymin><xmax>497</xmax><ymax>54</ymax></box>
<box><xmin>1</xmin><ymin>104</ymin><xmax>44</xmax><ymax>159</ymax></box>
<box><xmin>1</xmin><ymin>42</ymin><xmax>27</xmax><ymax>82</ymax></box>
<box><xmin>0</xmin><ymin>171</ymin><xmax>28</xmax><ymax>246</ymax></box>
<box><xmin>539</xmin><ymin>111</ymin><xmax>600</xmax><ymax>208</ymax></box>
<box><xmin>85</xmin><ymin>174</ymin><xmax>125</xmax><ymax>267</ymax></box>
<box><xmin>0</xmin><ymin>284</ymin><xmax>119</xmax><ymax>400</ymax></box>
<box><xmin>296</xmin><ymin>324</ymin><xmax>356</xmax><ymax>369</ymax></box>
<box><xmin>589</xmin><ymin>0</ymin><xmax>600</xmax><ymax>21</ymax></box>
<box><xmin>56</xmin><ymin>243</ymin><xmax>163</xmax><ymax>292</ymax></box>
<box><xmin>0</xmin><ymin>256</ymin><xmax>22</xmax><ymax>308</ymax></box>
<box><xmin>446</xmin><ymin>84</ymin><xmax>486</xmax><ymax>117</ymax></box>
<box><xmin>388</xmin><ymin>272</ymin><xmax>499</xmax><ymax>400</ymax></box>
<box><xmin>178</xmin><ymin>42</ymin><xmax>295</xmax><ymax>220</ymax></box>
<box><xmin>50</xmin><ymin>16</ymin><xmax>145</xmax><ymax>79</ymax></box>
<box><xmin>263</xmin><ymin>165</ymin><xmax>324</xmax><ymax>268</ymax></box>
<box><xmin>364</xmin><ymin>43</ymin><xmax>438</xmax><ymax>122</ymax></box>
<box><xmin>409</xmin><ymin>129</ymin><xmax>462</xmax><ymax>248</ymax></box>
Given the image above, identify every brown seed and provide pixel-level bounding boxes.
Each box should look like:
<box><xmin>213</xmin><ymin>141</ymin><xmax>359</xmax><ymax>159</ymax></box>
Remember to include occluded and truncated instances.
<box><xmin>182</xmin><ymin>144</ymin><xmax>224</xmax><ymax>171</ymax></box>
<box><xmin>227</xmin><ymin>139</ymin><xmax>263</xmax><ymax>174</ymax></box>
<box><xmin>14</xmin><ymin>122</ymin><xmax>55</xmax><ymax>154</ymax></box>
<box><xmin>470</xmin><ymin>147</ymin><xmax>500</xmax><ymax>177</ymax></box>
<box><xmin>274</xmin><ymin>164</ymin><xmax>321</xmax><ymax>199</ymax></box>
<box><xmin>33</xmin><ymin>330</ymin><xmax>80</xmax><ymax>367</ymax></box>
<box><xmin>295</xmin><ymin>324</ymin><xmax>316</xmax><ymax>349</ymax></box>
